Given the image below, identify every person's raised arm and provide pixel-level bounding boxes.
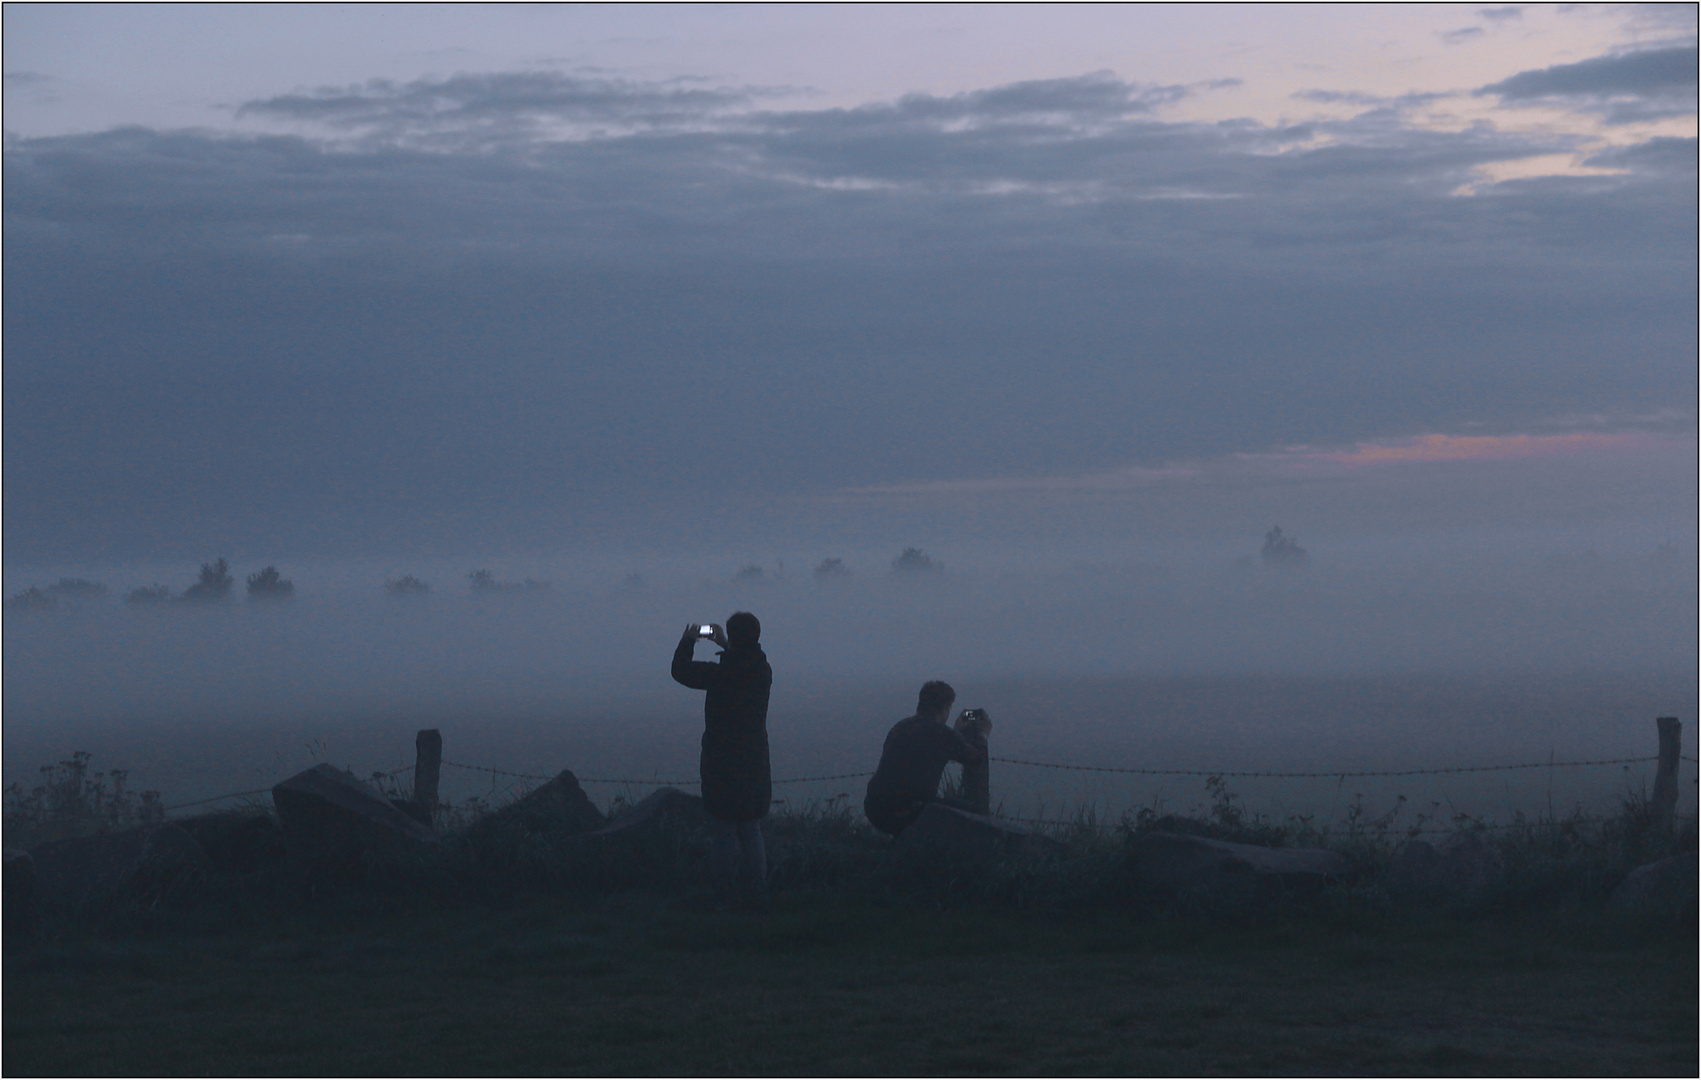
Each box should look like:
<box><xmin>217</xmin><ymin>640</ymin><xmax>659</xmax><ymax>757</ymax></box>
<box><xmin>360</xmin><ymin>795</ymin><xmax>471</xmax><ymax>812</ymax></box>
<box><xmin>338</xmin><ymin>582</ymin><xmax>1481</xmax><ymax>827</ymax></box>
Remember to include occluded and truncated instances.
<box><xmin>671</xmin><ymin>623</ymin><xmax>720</xmax><ymax>690</ymax></box>
<box><xmin>945</xmin><ymin>723</ymin><xmax>987</xmax><ymax>767</ymax></box>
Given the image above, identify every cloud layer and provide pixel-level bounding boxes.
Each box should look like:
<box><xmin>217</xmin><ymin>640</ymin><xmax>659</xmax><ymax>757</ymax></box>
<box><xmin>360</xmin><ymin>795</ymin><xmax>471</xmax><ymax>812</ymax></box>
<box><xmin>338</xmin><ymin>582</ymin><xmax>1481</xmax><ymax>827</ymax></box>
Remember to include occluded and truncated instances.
<box><xmin>4</xmin><ymin>61</ymin><xmax>1695</xmax><ymax>562</ymax></box>
<box><xmin>1478</xmin><ymin>45</ymin><xmax>1699</xmax><ymax>123</ymax></box>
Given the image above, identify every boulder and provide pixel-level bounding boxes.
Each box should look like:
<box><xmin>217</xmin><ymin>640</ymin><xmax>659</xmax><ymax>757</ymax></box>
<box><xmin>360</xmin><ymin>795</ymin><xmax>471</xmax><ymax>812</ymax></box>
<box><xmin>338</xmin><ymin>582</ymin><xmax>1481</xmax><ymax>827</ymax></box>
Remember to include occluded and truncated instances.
<box><xmin>389</xmin><ymin>799</ymin><xmax>433</xmax><ymax>827</ymax></box>
<box><xmin>1609</xmin><ymin>852</ymin><xmax>1698</xmax><ymax>916</ymax></box>
<box><xmin>1127</xmin><ymin>830</ymin><xmax>1353</xmax><ymax>909</ymax></box>
<box><xmin>271</xmin><ymin>764</ymin><xmax>437</xmax><ymax>871</ymax></box>
<box><xmin>590</xmin><ymin>787</ymin><xmax>708</xmax><ymax>837</ymax></box>
<box><xmin>28</xmin><ymin>825</ymin><xmax>208</xmax><ymax>911</ymax></box>
<box><xmin>4</xmin><ymin>849</ymin><xmax>37</xmax><ymax>941</ymax></box>
<box><xmin>895</xmin><ymin>803</ymin><xmax>1064</xmax><ymax>860</ymax></box>
<box><xmin>1387</xmin><ymin>831</ymin><xmax>1505</xmax><ymax>901</ymax></box>
<box><xmin>468</xmin><ymin>769</ymin><xmax>606</xmax><ymax>841</ymax></box>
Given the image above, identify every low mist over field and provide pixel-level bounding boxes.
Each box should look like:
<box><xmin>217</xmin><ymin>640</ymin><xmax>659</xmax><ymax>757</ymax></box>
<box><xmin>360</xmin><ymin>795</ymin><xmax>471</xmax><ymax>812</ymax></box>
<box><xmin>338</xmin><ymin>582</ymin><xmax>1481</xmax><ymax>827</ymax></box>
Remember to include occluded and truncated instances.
<box><xmin>6</xmin><ymin>533</ymin><xmax>1694</xmax><ymax>821</ymax></box>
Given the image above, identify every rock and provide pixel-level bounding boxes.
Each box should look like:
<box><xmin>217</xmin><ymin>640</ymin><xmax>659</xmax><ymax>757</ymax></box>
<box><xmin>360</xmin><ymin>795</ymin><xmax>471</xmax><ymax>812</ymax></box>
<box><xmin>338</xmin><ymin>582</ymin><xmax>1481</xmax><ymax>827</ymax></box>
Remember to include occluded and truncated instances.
<box><xmin>28</xmin><ymin>825</ymin><xmax>208</xmax><ymax>911</ymax></box>
<box><xmin>1127</xmin><ymin>830</ymin><xmax>1353</xmax><ymax>909</ymax></box>
<box><xmin>389</xmin><ymin>798</ymin><xmax>433</xmax><ymax>827</ymax></box>
<box><xmin>1387</xmin><ymin>831</ymin><xmax>1505</xmax><ymax>901</ymax></box>
<box><xmin>895</xmin><ymin>803</ymin><xmax>1064</xmax><ymax>860</ymax></box>
<box><xmin>1609</xmin><ymin>852</ymin><xmax>1698</xmax><ymax>916</ymax></box>
<box><xmin>174</xmin><ymin>812</ymin><xmax>287</xmax><ymax>875</ymax></box>
<box><xmin>590</xmin><ymin>787</ymin><xmax>708</xmax><ymax>837</ymax></box>
<box><xmin>271</xmin><ymin>764</ymin><xmax>437</xmax><ymax>871</ymax></box>
<box><xmin>4</xmin><ymin>849</ymin><xmax>37</xmax><ymax>940</ymax></box>
<box><xmin>468</xmin><ymin>770</ymin><xmax>606</xmax><ymax>840</ymax></box>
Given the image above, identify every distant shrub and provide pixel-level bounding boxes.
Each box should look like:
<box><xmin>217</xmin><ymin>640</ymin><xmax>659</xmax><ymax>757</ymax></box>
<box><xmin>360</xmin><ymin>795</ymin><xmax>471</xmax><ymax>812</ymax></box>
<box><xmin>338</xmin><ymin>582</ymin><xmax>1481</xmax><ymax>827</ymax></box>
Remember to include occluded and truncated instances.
<box><xmin>891</xmin><ymin>547</ymin><xmax>942</xmax><ymax>576</ymax></box>
<box><xmin>468</xmin><ymin>569</ymin><xmax>531</xmax><ymax>593</ymax></box>
<box><xmin>2</xmin><ymin>751</ymin><xmax>163</xmax><ymax>848</ymax></box>
<box><xmin>46</xmin><ymin>578</ymin><xmax>108</xmax><ymax>600</ymax></box>
<box><xmin>125</xmin><ymin>584</ymin><xmax>173</xmax><ymax>606</ymax></box>
<box><xmin>246</xmin><ymin>566</ymin><xmax>295</xmax><ymax>601</ymax></box>
<box><xmin>733</xmin><ymin>565</ymin><xmax>765</xmax><ymax>583</ymax></box>
<box><xmin>1260</xmin><ymin>526</ymin><xmax>1310</xmax><ymax>568</ymax></box>
<box><xmin>181</xmin><ymin>558</ymin><xmax>234</xmax><ymax>602</ymax></box>
<box><xmin>384</xmin><ymin>574</ymin><xmax>432</xmax><ymax>596</ymax></box>
<box><xmin>5</xmin><ymin>587</ymin><xmax>56</xmax><ymax>612</ymax></box>
<box><xmin>814</xmin><ymin>557</ymin><xmax>851</xmax><ymax>579</ymax></box>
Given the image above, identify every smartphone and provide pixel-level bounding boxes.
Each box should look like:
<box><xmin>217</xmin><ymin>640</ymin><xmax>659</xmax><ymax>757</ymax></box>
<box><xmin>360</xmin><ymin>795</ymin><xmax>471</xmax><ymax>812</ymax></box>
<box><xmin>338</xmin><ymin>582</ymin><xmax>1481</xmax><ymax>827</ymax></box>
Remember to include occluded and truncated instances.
<box><xmin>698</xmin><ymin>625</ymin><xmax>715</xmax><ymax>636</ymax></box>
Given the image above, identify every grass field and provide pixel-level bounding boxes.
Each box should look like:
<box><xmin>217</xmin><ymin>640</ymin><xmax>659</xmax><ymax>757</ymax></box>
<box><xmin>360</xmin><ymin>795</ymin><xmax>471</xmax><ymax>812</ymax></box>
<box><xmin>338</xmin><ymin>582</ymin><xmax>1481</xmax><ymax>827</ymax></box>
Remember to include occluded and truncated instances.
<box><xmin>5</xmin><ymin>889</ymin><xmax>1695</xmax><ymax>1076</ymax></box>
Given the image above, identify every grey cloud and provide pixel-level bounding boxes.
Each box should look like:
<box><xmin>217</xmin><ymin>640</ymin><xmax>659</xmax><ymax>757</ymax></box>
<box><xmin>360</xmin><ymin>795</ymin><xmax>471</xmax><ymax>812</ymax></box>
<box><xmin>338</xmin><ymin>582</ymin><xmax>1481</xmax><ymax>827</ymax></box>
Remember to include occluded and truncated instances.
<box><xmin>1584</xmin><ymin>135</ymin><xmax>1699</xmax><ymax>173</ymax></box>
<box><xmin>237</xmin><ymin>70</ymin><xmax>777</xmax><ymax>147</ymax></box>
<box><xmin>4</xmin><ymin>71</ymin><xmax>60</xmax><ymax>104</ymax></box>
<box><xmin>1440</xmin><ymin>27</ymin><xmax>1486</xmax><ymax>45</ymax></box>
<box><xmin>1478</xmin><ymin>46</ymin><xmax>1698</xmax><ymax>122</ymax></box>
<box><xmin>1479</xmin><ymin>6</ymin><xmax>1523</xmax><ymax>20</ymax></box>
<box><xmin>1292</xmin><ymin>89</ymin><xmax>1448</xmax><ymax>108</ymax></box>
<box><xmin>882</xmin><ymin>70</ymin><xmax>1192</xmax><ymax>122</ymax></box>
<box><xmin>4</xmin><ymin>72</ymin><xmax>1695</xmax><ymax>561</ymax></box>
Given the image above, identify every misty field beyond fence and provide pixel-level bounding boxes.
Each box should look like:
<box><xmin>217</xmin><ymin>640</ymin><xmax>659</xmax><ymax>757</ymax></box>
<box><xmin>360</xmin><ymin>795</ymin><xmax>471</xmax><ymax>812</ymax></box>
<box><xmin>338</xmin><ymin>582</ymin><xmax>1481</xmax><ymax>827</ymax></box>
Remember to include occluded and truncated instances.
<box><xmin>3</xmin><ymin>547</ymin><xmax>1694</xmax><ymax>829</ymax></box>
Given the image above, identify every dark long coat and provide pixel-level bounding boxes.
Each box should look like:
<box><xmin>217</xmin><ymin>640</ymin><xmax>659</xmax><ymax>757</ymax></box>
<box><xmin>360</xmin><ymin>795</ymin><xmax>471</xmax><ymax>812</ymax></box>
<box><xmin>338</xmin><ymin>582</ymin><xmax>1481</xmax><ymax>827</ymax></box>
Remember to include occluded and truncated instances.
<box><xmin>671</xmin><ymin>638</ymin><xmax>772</xmax><ymax>822</ymax></box>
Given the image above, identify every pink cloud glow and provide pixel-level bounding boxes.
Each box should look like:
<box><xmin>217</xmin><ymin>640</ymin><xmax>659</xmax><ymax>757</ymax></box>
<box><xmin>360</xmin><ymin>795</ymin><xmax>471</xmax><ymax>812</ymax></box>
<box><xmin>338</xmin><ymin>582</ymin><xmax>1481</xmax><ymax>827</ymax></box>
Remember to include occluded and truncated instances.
<box><xmin>1286</xmin><ymin>432</ymin><xmax>1672</xmax><ymax>468</ymax></box>
<box><xmin>834</xmin><ymin>430</ymin><xmax>1691</xmax><ymax>500</ymax></box>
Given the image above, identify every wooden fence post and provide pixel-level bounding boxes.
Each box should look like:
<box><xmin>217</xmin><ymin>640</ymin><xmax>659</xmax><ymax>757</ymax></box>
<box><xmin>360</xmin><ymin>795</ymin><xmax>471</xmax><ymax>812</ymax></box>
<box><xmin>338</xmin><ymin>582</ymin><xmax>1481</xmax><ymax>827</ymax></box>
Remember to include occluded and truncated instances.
<box><xmin>955</xmin><ymin>710</ymin><xmax>991</xmax><ymax>815</ymax></box>
<box><xmin>413</xmin><ymin>729</ymin><xmax>442</xmax><ymax>815</ymax></box>
<box><xmin>1652</xmin><ymin>717</ymin><xmax>1681</xmax><ymax>838</ymax></box>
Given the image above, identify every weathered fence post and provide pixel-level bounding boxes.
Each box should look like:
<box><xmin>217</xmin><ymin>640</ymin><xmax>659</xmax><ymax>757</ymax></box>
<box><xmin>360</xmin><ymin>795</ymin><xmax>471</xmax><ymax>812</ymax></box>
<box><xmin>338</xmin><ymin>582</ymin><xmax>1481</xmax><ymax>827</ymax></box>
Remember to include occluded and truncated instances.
<box><xmin>413</xmin><ymin>729</ymin><xmax>442</xmax><ymax>817</ymax></box>
<box><xmin>1651</xmin><ymin>716</ymin><xmax>1681</xmax><ymax>838</ymax></box>
<box><xmin>955</xmin><ymin>709</ymin><xmax>991</xmax><ymax>815</ymax></box>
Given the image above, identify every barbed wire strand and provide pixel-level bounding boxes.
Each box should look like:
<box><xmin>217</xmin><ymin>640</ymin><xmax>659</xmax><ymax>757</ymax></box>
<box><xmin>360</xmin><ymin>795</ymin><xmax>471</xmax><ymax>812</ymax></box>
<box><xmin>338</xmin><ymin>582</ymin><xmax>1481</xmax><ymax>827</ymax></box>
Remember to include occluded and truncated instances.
<box><xmin>441</xmin><ymin>759</ymin><xmax>874</xmax><ymax>786</ymax></box>
<box><xmin>162</xmin><ymin>788</ymin><xmax>272</xmax><ymax>812</ymax></box>
<box><xmin>993</xmin><ymin>812</ymin><xmax>1616</xmax><ymax>835</ymax></box>
<box><xmin>986</xmin><ymin>755</ymin><xmax>1659</xmax><ymax>779</ymax></box>
<box><xmin>162</xmin><ymin>751</ymin><xmax>1680</xmax><ymax>818</ymax></box>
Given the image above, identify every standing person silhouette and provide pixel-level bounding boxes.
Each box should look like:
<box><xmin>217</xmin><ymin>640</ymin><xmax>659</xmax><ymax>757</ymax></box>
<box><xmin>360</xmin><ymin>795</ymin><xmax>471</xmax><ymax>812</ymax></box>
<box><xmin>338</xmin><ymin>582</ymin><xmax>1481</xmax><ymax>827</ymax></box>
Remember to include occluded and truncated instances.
<box><xmin>672</xmin><ymin>611</ymin><xmax>772</xmax><ymax>905</ymax></box>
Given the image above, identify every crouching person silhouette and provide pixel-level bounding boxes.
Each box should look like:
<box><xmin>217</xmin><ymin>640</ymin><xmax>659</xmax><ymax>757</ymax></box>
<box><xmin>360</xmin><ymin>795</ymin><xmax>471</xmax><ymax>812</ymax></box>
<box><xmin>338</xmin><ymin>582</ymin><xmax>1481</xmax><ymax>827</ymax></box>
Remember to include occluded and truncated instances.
<box><xmin>863</xmin><ymin>681</ymin><xmax>992</xmax><ymax>837</ymax></box>
<box><xmin>672</xmin><ymin>612</ymin><xmax>772</xmax><ymax>906</ymax></box>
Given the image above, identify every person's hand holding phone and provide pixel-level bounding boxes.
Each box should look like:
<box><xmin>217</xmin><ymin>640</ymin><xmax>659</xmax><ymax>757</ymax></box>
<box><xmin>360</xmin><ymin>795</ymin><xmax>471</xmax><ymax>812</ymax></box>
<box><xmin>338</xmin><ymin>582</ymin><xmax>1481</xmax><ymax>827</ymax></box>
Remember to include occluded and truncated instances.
<box><xmin>954</xmin><ymin>708</ymin><xmax>992</xmax><ymax>738</ymax></box>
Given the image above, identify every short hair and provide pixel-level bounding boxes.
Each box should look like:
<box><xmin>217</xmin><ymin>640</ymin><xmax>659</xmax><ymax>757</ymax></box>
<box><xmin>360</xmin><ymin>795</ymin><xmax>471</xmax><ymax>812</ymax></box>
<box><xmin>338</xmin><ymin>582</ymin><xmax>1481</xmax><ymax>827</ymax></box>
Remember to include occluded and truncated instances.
<box><xmin>726</xmin><ymin>611</ymin><xmax>760</xmax><ymax>646</ymax></box>
<box><xmin>917</xmin><ymin>680</ymin><xmax>956</xmax><ymax>715</ymax></box>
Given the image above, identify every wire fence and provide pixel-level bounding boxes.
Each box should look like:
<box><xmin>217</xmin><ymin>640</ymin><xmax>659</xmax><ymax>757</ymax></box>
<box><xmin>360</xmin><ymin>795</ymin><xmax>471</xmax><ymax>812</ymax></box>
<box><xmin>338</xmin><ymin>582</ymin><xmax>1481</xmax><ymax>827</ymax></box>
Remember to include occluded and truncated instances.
<box><xmin>162</xmin><ymin>748</ymin><xmax>1688</xmax><ymax>820</ymax></box>
<box><xmin>990</xmin><ymin>810</ymin><xmax>1623</xmax><ymax>835</ymax></box>
<box><xmin>985</xmin><ymin>755</ymin><xmax>1659</xmax><ymax>779</ymax></box>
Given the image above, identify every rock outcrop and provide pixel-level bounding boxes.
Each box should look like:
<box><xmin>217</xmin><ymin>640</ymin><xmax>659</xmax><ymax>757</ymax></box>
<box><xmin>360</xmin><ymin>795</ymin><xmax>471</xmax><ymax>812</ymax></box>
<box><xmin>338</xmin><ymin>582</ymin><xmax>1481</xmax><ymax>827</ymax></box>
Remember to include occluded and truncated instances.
<box><xmin>271</xmin><ymin>764</ymin><xmax>437</xmax><ymax>871</ymax></box>
<box><xmin>894</xmin><ymin>803</ymin><xmax>1064</xmax><ymax>860</ymax></box>
<box><xmin>590</xmin><ymin>788</ymin><xmax>707</xmax><ymax>838</ymax></box>
<box><xmin>1609</xmin><ymin>852</ymin><xmax>1698</xmax><ymax>917</ymax></box>
<box><xmin>467</xmin><ymin>769</ymin><xmax>606</xmax><ymax>842</ymax></box>
<box><xmin>1127</xmin><ymin>830</ymin><xmax>1353</xmax><ymax>910</ymax></box>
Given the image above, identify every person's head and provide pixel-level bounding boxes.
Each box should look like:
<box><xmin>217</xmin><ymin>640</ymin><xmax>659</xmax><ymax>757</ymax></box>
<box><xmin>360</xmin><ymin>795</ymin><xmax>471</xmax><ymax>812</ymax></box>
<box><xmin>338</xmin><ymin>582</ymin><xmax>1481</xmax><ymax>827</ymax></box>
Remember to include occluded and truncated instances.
<box><xmin>726</xmin><ymin>611</ymin><xmax>761</xmax><ymax>647</ymax></box>
<box><xmin>917</xmin><ymin>680</ymin><xmax>956</xmax><ymax>721</ymax></box>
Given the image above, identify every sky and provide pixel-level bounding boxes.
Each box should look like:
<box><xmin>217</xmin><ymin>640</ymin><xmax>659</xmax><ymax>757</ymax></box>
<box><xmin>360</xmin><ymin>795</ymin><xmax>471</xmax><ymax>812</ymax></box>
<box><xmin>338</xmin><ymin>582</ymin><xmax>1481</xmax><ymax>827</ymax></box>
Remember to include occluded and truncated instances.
<box><xmin>3</xmin><ymin>3</ymin><xmax>1696</xmax><ymax>573</ymax></box>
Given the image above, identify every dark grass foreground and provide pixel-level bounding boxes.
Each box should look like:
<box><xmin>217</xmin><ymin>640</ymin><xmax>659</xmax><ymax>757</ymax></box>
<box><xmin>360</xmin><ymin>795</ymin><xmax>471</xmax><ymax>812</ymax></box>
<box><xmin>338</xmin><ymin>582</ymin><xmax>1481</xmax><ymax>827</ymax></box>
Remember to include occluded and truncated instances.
<box><xmin>4</xmin><ymin>768</ymin><xmax>1696</xmax><ymax>1077</ymax></box>
<box><xmin>5</xmin><ymin>895</ymin><xmax>1694</xmax><ymax>1076</ymax></box>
